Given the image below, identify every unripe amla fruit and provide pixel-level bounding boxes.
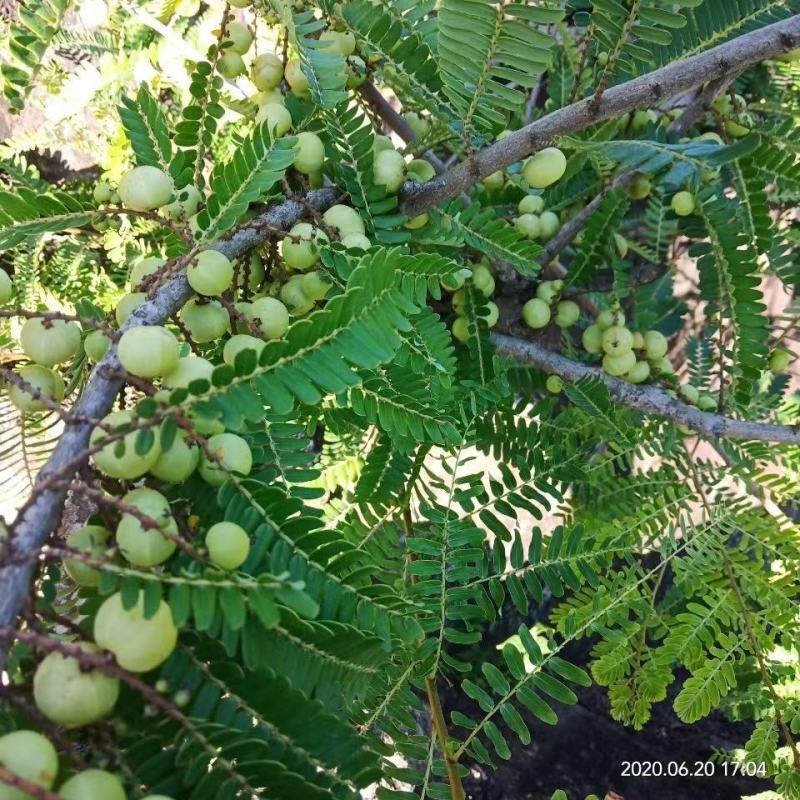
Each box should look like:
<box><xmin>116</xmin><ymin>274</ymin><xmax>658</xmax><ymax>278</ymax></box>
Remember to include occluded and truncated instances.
<box><xmin>582</xmin><ymin>324</ymin><xmax>603</xmax><ymax>354</ymax></box>
<box><xmin>222</xmin><ymin>21</ymin><xmax>253</xmax><ymax>54</ymax></box>
<box><xmin>596</xmin><ymin>308</ymin><xmax>625</xmax><ymax>330</ymax></box>
<box><xmin>91</xmin><ymin>409</ymin><xmax>160</xmax><ymax>479</ymax></box>
<box><xmin>515</xmin><ymin>213</ymin><xmax>542</xmax><ymax>239</ymax></box>
<box><xmin>250</xmin><ymin>296</ymin><xmax>290</xmax><ymax>338</ymax></box>
<box><xmin>406</xmin><ymin>159</ymin><xmax>436</xmax><ymax>182</ymax></box>
<box><xmin>769</xmin><ymin>348</ymin><xmax>791</xmax><ymax>372</ymax></box>
<box><xmin>8</xmin><ymin>364</ymin><xmax>64</xmax><ymax>414</ymax></box>
<box><xmin>205</xmin><ymin>521</ymin><xmax>251</xmax><ymax>570</ymax></box>
<box><xmin>187</xmin><ymin>249</ymin><xmax>233</xmax><ymax>296</ymax></box>
<box><xmin>150</xmin><ymin>431</ymin><xmax>199</xmax><ymax>483</ymax></box>
<box><xmin>643</xmin><ymin>330</ymin><xmax>668</xmax><ymax>359</ymax></box>
<box><xmin>118</xmin><ymin>165</ymin><xmax>173</xmax><ymax>211</ymax></box>
<box><xmin>33</xmin><ymin>643</ymin><xmax>119</xmax><ymax>728</ymax></box>
<box><xmin>20</xmin><ymin>317</ymin><xmax>81</xmax><ymax>366</ymax></box>
<box><xmin>180</xmin><ymin>299</ymin><xmax>229</xmax><ymax>343</ymax></box>
<box><xmin>93</xmin><ymin>181</ymin><xmax>113</xmax><ymax>204</ymax></box>
<box><xmin>522</xmin><ymin>147</ymin><xmax>567</xmax><ymax>189</ymax></box>
<box><xmin>374</xmin><ymin>149</ymin><xmax>406</xmax><ymax>193</ymax></box>
<box><xmin>94</xmin><ymin>592</ymin><xmax>178</xmax><ymax>673</ymax></box>
<box><xmin>293</xmin><ymin>131</ymin><xmax>325</xmax><ymax>174</ymax></box>
<box><xmin>0</xmin><ymin>268</ymin><xmax>12</xmax><ymax>305</ymax></box>
<box><xmin>285</xmin><ymin>59</ymin><xmax>310</xmax><ymax>97</ymax></box>
<box><xmin>280</xmin><ymin>275</ymin><xmax>314</xmax><ymax>314</ymax></box>
<box><xmin>601</xmin><ymin>325</ymin><xmax>634</xmax><ymax>356</ymax></box>
<box><xmin>546</xmin><ymin>375</ymin><xmax>563</xmax><ymax>394</ymax></box>
<box><xmin>482</xmin><ymin>170</ymin><xmax>505</xmax><ymax>192</ymax></box>
<box><xmin>256</xmin><ymin>103</ymin><xmax>292</xmax><ymax>137</ymax></box>
<box><xmin>251</xmin><ymin>52</ymin><xmax>283</xmax><ymax>90</ymax></box>
<box><xmin>518</xmin><ymin>194</ymin><xmax>544</xmax><ymax>215</ymax></box>
<box><xmin>281</xmin><ymin>223</ymin><xmax>328</xmax><ymax>271</ymax></box>
<box><xmin>319</xmin><ymin>29</ymin><xmax>356</xmax><ymax>57</ymax></box>
<box><xmin>472</xmin><ymin>264</ymin><xmax>495</xmax><ymax>297</ymax></box>
<box><xmin>404</xmin><ymin>111</ymin><xmax>430</xmax><ymax>139</ymax></box>
<box><xmin>323</xmin><ymin>204</ymin><xmax>365</xmax><ymax>237</ymax></box>
<box><xmin>680</xmin><ymin>384</ymin><xmax>700</xmax><ymax>404</ymax></box>
<box><xmin>628</xmin><ymin>176</ymin><xmax>652</xmax><ymax>200</ymax></box>
<box><xmin>536</xmin><ymin>280</ymin><xmax>563</xmax><ymax>304</ymax></box>
<box><xmin>539</xmin><ymin>210</ymin><xmax>561</xmax><ymax>240</ymax></box>
<box><xmin>59</xmin><ymin>769</ymin><xmax>126</xmax><ymax>800</ymax></box>
<box><xmin>614</xmin><ymin>233</ymin><xmax>628</xmax><ymax>258</ymax></box>
<box><xmin>341</xmin><ymin>232</ymin><xmax>371</xmax><ymax>250</ymax></box>
<box><xmin>118</xmin><ymin>325</ymin><xmax>179</xmax><ymax>378</ymax></box>
<box><xmin>671</xmin><ymin>191</ymin><xmax>696</xmax><ymax>216</ymax></box>
<box><xmin>116</xmin><ymin>487</ymin><xmax>177</xmax><ymax>567</ymax></box>
<box><xmin>697</xmin><ymin>394</ymin><xmax>717</xmax><ymax>411</ymax></box>
<box><xmin>223</xmin><ymin>334</ymin><xmax>265</xmax><ymax>366</ymax></box>
<box><xmin>0</xmin><ymin>731</ymin><xmax>58</xmax><ymax>796</ymax></box>
<box><xmin>219</xmin><ymin>51</ymin><xmax>246</xmax><ymax>79</ymax></box>
<box><xmin>554</xmin><ymin>300</ymin><xmax>580</xmax><ymax>328</ymax></box>
<box><xmin>603</xmin><ymin>350</ymin><xmax>636</xmax><ymax>376</ymax></box>
<box><xmin>84</xmin><ymin>329</ymin><xmax>110</xmax><ymax>362</ymax></box>
<box><xmin>116</xmin><ymin>292</ymin><xmax>146</xmax><ymax>325</ymax></box>
<box><xmin>302</xmin><ymin>271</ymin><xmax>331</xmax><ymax>301</ymax></box>
<box><xmin>162</xmin><ymin>355</ymin><xmax>214</xmax><ymax>390</ymax></box>
<box><xmin>451</xmin><ymin>317</ymin><xmax>470</xmax><ymax>342</ymax></box>
<box><xmin>522</xmin><ymin>297</ymin><xmax>551</xmax><ymax>329</ymax></box>
<box><xmin>63</xmin><ymin>525</ymin><xmax>109</xmax><ymax>587</ymax></box>
<box><xmin>199</xmin><ymin>432</ymin><xmax>253</xmax><ymax>486</ymax></box>
<box><xmin>625</xmin><ymin>360</ymin><xmax>650</xmax><ymax>384</ymax></box>
<box><xmin>163</xmin><ymin>185</ymin><xmax>201</xmax><ymax>221</ymax></box>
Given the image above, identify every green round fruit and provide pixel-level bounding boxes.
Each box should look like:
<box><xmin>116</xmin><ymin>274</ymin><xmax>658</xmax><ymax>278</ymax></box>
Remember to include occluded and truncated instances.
<box><xmin>671</xmin><ymin>191</ymin><xmax>696</xmax><ymax>216</ymax></box>
<box><xmin>697</xmin><ymin>394</ymin><xmax>717</xmax><ymax>411</ymax></box>
<box><xmin>452</xmin><ymin>289</ymin><xmax>466</xmax><ymax>315</ymax></box>
<box><xmin>94</xmin><ymin>593</ymin><xmax>177</xmax><ymax>673</ymax></box>
<box><xmin>8</xmin><ymin>365</ymin><xmax>64</xmax><ymax>414</ymax></box>
<box><xmin>301</xmin><ymin>271</ymin><xmax>331</xmax><ymax>301</ymax></box>
<box><xmin>285</xmin><ymin>59</ymin><xmax>310</xmax><ymax>97</ymax></box>
<box><xmin>323</xmin><ymin>204</ymin><xmax>365</xmax><ymax>237</ymax></box>
<box><xmin>20</xmin><ymin>317</ymin><xmax>81</xmax><ymax>366</ymax></box>
<box><xmin>280</xmin><ymin>275</ymin><xmax>313</xmax><ymax>313</ymax></box>
<box><xmin>546</xmin><ymin>375</ymin><xmax>563</xmax><ymax>394</ymax></box>
<box><xmin>162</xmin><ymin>355</ymin><xmax>214</xmax><ymax>390</ymax></box>
<box><xmin>404</xmin><ymin>111</ymin><xmax>429</xmax><ymax>139</ymax></box>
<box><xmin>318</xmin><ymin>29</ymin><xmax>356</xmax><ymax>57</ymax></box>
<box><xmin>63</xmin><ymin>525</ymin><xmax>109</xmax><ymax>587</ymax></box>
<box><xmin>255</xmin><ymin>103</ymin><xmax>292</xmax><ymax>137</ymax></box>
<box><xmin>118</xmin><ymin>166</ymin><xmax>173</xmax><ymax>211</ymax></box>
<box><xmin>632</xmin><ymin>332</ymin><xmax>645</xmax><ymax>351</ymax></box>
<box><xmin>472</xmin><ymin>265</ymin><xmax>495</xmax><ymax>297</ymax></box>
<box><xmin>452</xmin><ymin>317</ymin><xmax>470</xmax><ymax>342</ymax></box>
<box><xmin>58</xmin><ymin>769</ymin><xmax>126</xmax><ymax>800</ymax></box>
<box><xmin>251</xmin><ymin>296</ymin><xmax>290</xmax><ymax>338</ymax></box>
<box><xmin>643</xmin><ymin>330</ymin><xmax>668</xmax><ymax>359</ymax></box>
<box><xmin>596</xmin><ymin>309</ymin><xmax>625</xmax><ymax>331</ymax></box>
<box><xmin>725</xmin><ymin>118</ymin><xmax>750</xmax><ymax>138</ymax></box>
<box><xmin>163</xmin><ymin>186</ymin><xmax>201</xmax><ymax>221</ymax></box>
<box><xmin>118</xmin><ymin>326</ymin><xmax>179</xmax><ymax>378</ymax></box>
<box><xmin>116</xmin><ymin>292</ymin><xmax>146</xmax><ymax>326</ymax></box>
<box><xmin>341</xmin><ymin>233</ymin><xmax>371</xmax><ymax>250</ymax></box>
<box><xmin>0</xmin><ymin>268</ymin><xmax>13</xmax><ymax>305</ymax></box>
<box><xmin>93</xmin><ymin>181</ymin><xmax>113</xmax><ymax>204</ymax></box>
<box><xmin>205</xmin><ymin>522</ymin><xmax>250</xmax><ymax>570</ymax></box>
<box><xmin>482</xmin><ymin>301</ymin><xmax>499</xmax><ymax>328</ymax></box>
<box><xmin>680</xmin><ymin>384</ymin><xmax>699</xmax><ymax>404</ymax></box>
<box><xmin>33</xmin><ymin>643</ymin><xmax>119</xmax><ymax>728</ymax></box>
<box><xmin>614</xmin><ymin>233</ymin><xmax>628</xmax><ymax>258</ymax></box>
<box><xmin>199</xmin><ymin>433</ymin><xmax>253</xmax><ymax>486</ymax></box>
<box><xmin>522</xmin><ymin>298</ymin><xmax>551</xmax><ymax>329</ymax></box>
<box><xmin>293</xmin><ymin>131</ymin><xmax>325</xmax><ymax>174</ymax></box>
<box><xmin>406</xmin><ymin>159</ymin><xmax>436</xmax><ymax>182</ymax></box>
<box><xmin>218</xmin><ymin>51</ymin><xmax>246</xmax><ymax>79</ymax></box>
<box><xmin>601</xmin><ymin>326</ymin><xmax>634</xmax><ymax>356</ymax></box>
<box><xmin>179</xmin><ymin>299</ymin><xmax>230</xmax><ymax>343</ymax></box>
<box><xmin>539</xmin><ymin>211</ymin><xmax>561</xmax><ymax>240</ymax></box>
<box><xmin>281</xmin><ymin>223</ymin><xmax>328</xmax><ymax>271</ymax></box>
<box><xmin>518</xmin><ymin>195</ymin><xmax>544</xmax><ymax>215</ymax></box>
<box><xmin>602</xmin><ymin>350</ymin><xmax>636</xmax><ymax>376</ymax></box>
<box><xmin>223</xmin><ymin>21</ymin><xmax>253</xmax><ymax>54</ymax></box>
<box><xmin>554</xmin><ymin>300</ymin><xmax>580</xmax><ymax>328</ymax></box>
<box><xmin>582</xmin><ymin>324</ymin><xmax>603</xmax><ymax>354</ymax></box>
<box><xmin>625</xmin><ymin>360</ymin><xmax>650</xmax><ymax>384</ymax></box>
<box><xmin>251</xmin><ymin>53</ymin><xmax>283</xmax><ymax>91</ymax></box>
<box><xmin>373</xmin><ymin>149</ymin><xmax>405</xmax><ymax>193</ymax></box>
<box><xmin>84</xmin><ymin>329</ymin><xmax>111</xmax><ymax>362</ymax></box>
<box><xmin>536</xmin><ymin>280</ymin><xmax>559</xmax><ymax>303</ymax></box>
<box><xmin>223</xmin><ymin>334</ymin><xmax>265</xmax><ymax>366</ymax></box>
<box><xmin>522</xmin><ymin>147</ymin><xmax>567</xmax><ymax>189</ymax></box>
<box><xmin>373</xmin><ymin>135</ymin><xmax>393</xmax><ymax>153</ymax></box>
<box><xmin>404</xmin><ymin>213</ymin><xmax>429</xmax><ymax>230</ymax></box>
<box><xmin>90</xmin><ymin>410</ymin><xmax>160</xmax><ymax>479</ymax></box>
<box><xmin>482</xmin><ymin>170</ymin><xmax>505</xmax><ymax>192</ymax></box>
<box><xmin>187</xmin><ymin>250</ymin><xmax>233</xmax><ymax>296</ymax></box>
<box><xmin>116</xmin><ymin>487</ymin><xmax>177</xmax><ymax>567</ymax></box>
<box><xmin>515</xmin><ymin>213</ymin><xmax>541</xmax><ymax>239</ymax></box>
<box><xmin>653</xmin><ymin>356</ymin><xmax>674</xmax><ymax>375</ymax></box>
<box><xmin>628</xmin><ymin>177</ymin><xmax>652</xmax><ymax>200</ymax></box>
<box><xmin>150</xmin><ymin>432</ymin><xmax>199</xmax><ymax>483</ymax></box>
<box><xmin>769</xmin><ymin>348</ymin><xmax>792</xmax><ymax>372</ymax></box>
<box><xmin>0</xmin><ymin>731</ymin><xmax>58</xmax><ymax>797</ymax></box>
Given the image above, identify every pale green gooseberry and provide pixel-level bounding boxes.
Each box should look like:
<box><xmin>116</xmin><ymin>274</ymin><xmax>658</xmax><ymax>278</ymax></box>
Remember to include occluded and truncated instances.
<box><xmin>116</xmin><ymin>487</ymin><xmax>177</xmax><ymax>567</ymax></box>
<box><xmin>404</xmin><ymin>213</ymin><xmax>429</xmax><ymax>230</ymax></box>
<box><xmin>373</xmin><ymin>149</ymin><xmax>405</xmax><ymax>193</ymax></box>
<box><xmin>187</xmin><ymin>250</ymin><xmax>233</xmax><ymax>296</ymax></box>
<box><xmin>539</xmin><ymin>210</ymin><xmax>561</xmax><ymax>241</ymax></box>
<box><xmin>285</xmin><ymin>59</ymin><xmax>310</xmax><ymax>97</ymax></box>
<box><xmin>546</xmin><ymin>375</ymin><xmax>563</xmax><ymax>394</ymax></box>
<box><xmin>769</xmin><ymin>348</ymin><xmax>792</xmax><ymax>372</ymax></box>
<box><xmin>644</xmin><ymin>330</ymin><xmax>669</xmax><ymax>359</ymax></box>
<box><xmin>129</xmin><ymin>256</ymin><xmax>165</xmax><ymax>288</ymax></box>
<box><xmin>625</xmin><ymin>360</ymin><xmax>651</xmax><ymax>384</ymax></box>
<box><xmin>63</xmin><ymin>525</ymin><xmax>110</xmax><ymax>587</ymax></box>
<box><xmin>247</xmin><ymin>252</ymin><xmax>265</xmax><ymax>291</ymax></box>
<box><xmin>8</xmin><ymin>364</ymin><xmax>64</xmax><ymax>414</ymax></box>
<box><xmin>150</xmin><ymin>431</ymin><xmax>200</xmax><ymax>483</ymax></box>
<box><xmin>179</xmin><ymin>299</ymin><xmax>229</xmax><ymax>343</ymax></box>
<box><xmin>452</xmin><ymin>317</ymin><xmax>470</xmax><ymax>342</ymax></box>
<box><xmin>518</xmin><ymin>194</ymin><xmax>544</xmax><ymax>215</ymax></box>
<box><xmin>602</xmin><ymin>350</ymin><xmax>636</xmax><ymax>376</ymax></box>
<box><xmin>33</xmin><ymin>644</ymin><xmax>119</xmax><ymax>728</ymax></box>
<box><xmin>632</xmin><ymin>332</ymin><xmax>645</xmax><ymax>350</ymax></box>
<box><xmin>628</xmin><ymin>177</ymin><xmax>652</xmax><ymax>200</ymax></box>
<box><xmin>251</xmin><ymin>53</ymin><xmax>283</xmax><ymax>91</ymax></box>
<box><xmin>406</xmin><ymin>159</ymin><xmax>436</xmax><ymax>182</ymax></box>
<box><xmin>205</xmin><ymin>521</ymin><xmax>251</xmax><ymax>570</ymax></box>
<box><xmin>301</xmin><ymin>271</ymin><xmax>331</xmax><ymax>301</ymax></box>
<box><xmin>482</xmin><ymin>301</ymin><xmax>499</xmax><ymax>328</ymax></box>
<box><xmin>601</xmin><ymin>325</ymin><xmax>634</xmax><ymax>356</ymax></box>
<box><xmin>251</xmin><ymin>296</ymin><xmax>290</xmax><ymax>338</ymax></box>
<box><xmin>341</xmin><ymin>232</ymin><xmax>371</xmax><ymax>250</ymax></box>
<box><xmin>162</xmin><ymin>355</ymin><xmax>214</xmax><ymax>389</ymax></box>
<box><xmin>280</xmin><ymin>275</ymin><xmax>314</xmax><ymax>313</ymax></box>
<box><xmin>697</xmin><ymin>394</ymin><xmax>717</xmax><ymax>411</ymax></box>
<box><xmin>554</xmin><ymin>300</ymin><xmax>580</xmax><ymax>328</ymax></box>
<box><xmin>293</xmin><ymin>131</ymin><xmax>325</xmax><ymax>174</ymax></box>
<box><xmin>522</xmin><ymin>147</ymin><xmax>567</xmax><ymax>189</ymax></box>
<box><xmin>318</xmin><ymin>29</ymin><xmax>356</xmax><ymax>57</ymax></box>
<box><xmin>93</xmin><ymin>593</ymin><xmax>177</xmax><ymax>673</ymax></box>
<box><xmin>671</xmin><ymin>191</ymin><xmax>696</xmax><ymax>216</ymax></box>
<box><xmin>322</xmin><ymin>204</ymin><xmax>365</xmax><ymax>237</ymax></box>
<box><xmin>118</xmin><ymin>166</ymin><xmax>172</xmax><ymax>212</ymax></box>
<box><xmin>452</xmin><ymin>289</ymin><xmax>466</xmax><ymax>315</ymax></box>
<box><xmin>482</xmin><ymin>170</ymin><xmax>505</xmax><ymax>191</ymax></box>
<box><xmin>281</xmin><ymin>222</ymin><xmax>328</xmax><ymax>271</ymax></box>
<box><xmin>0</xmin><ymin>268</ymin><xmax>13</xmax><ymax>304</ymax></box>
<box><xmin>404</xmin><ymin>111</ymin><xmax>430</xmax><ymax>139</ymax></box>
<box><xmin>680</xmin><ymin>384</ymin><xmax>700</xmax><ymax>404</ymax></box>
<box><xmin>20</xmin><ymin>317</ymin><xmax>81</xmax><ymax>366</ymax></box>
<box><xmin>373</xmin><ymin>134</ymin><xmax>393</xmax><ymax>153</ymax></box>
<box><xmin>199</xmin><ymin>432</ymin><xmax>253</xmax><ymax>486</ymax></box>
<box><xmin>472</xmin><ymin>265</ymin><xmax>495</xmax><ymax>297</ymax></box>
<box><xmin>536</xmin><ymin>280</ymin><xmax>561</xmax><ymax>303</ymax></box>
<box><xmin>93</xmin><ymin>181</ymin><xmax>113</xmax><ymax>204</ymax></box>
<box><xmin>596</xmin><ymin>309</ymin><xmax>625</xmax><ymax>330</ymax></box>
<box><xmin>0</xmin><ymin>731</ymin><xmax>58</xmax><ymax>796</ymax></box>
<box><xmin>522</xmin><ymin>298</ymin><xmax>551</xmax><ymax>329</ymax></box>
<box><xmin>614</xmin><ymin>233</ymin><xmax>628</xmax><ymax>257</ymax></box>
<box><xmin>90</xmin><ymin>409</ymin><xmax>160</xmax><ymax>479</ymax></box>
<box><xmin>118</xmin><ymin>325</ymin><xmax>179</xmax><ymax>378</ymax></box>
<box><xmin>218</xmin><ymin>51</ymin><xmax>246</xmax><ymax>79</ymax></box>
<box><xmin>58</xmin><ymin>769</ymin><xmax>126</xmax><ymax>800</ymax></box>
<box><xmin>253</xmin><ymin>88</ymin><xmax>285</xmax><ymax>107</ymax></box>
<box><xmin>582</xmin><ymin>323</ymin><xmax>603</xmax><ymax>354</ymax></box>
<box><xmin>255</xmin><ymin>103</ymin><xmax>292</xmax><ymax>137</ymax></box>
<box><xmin>116</xmin><ymin>292</ymin><xmax>146</xmax><ymax>326</ymax></box>
<box><xmin>223</xmin><ymin>334</ymin><xmax>265</xmax><ymax>366</ymax></box>
<box><xmin>162</xmin><ymin>185</ymin><xmax>201</xmax><ymax>221</ymax></box>
<box><xmin>223</xmin><ymin>21</ymin><xmax>253</xmax><ymax>55</ymax></box>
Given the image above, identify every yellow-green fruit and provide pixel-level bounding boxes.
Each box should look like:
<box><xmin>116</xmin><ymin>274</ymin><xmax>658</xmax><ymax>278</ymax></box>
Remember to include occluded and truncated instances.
<box><xmin>247</xmin><ymin>253</ymin><xmax>265</xmax><ymax>291</ymax></box>
<box><xmin>301</xmin><ymin>271</ymin><xmax>331</xmax><ymax>301</ymax></box>
<box><xmin>187</xmin><ymin>250</ymin><xmax>233</xmax><ymax>296</ymax></box>
<box><xmin>205</xmin><ymin>522</ymin><xmax>250</xmax><ymax>570</ymax></box>
<box><xmin>546</xmin><ymin>375</ymin><xmax>563</xmax><ymax>394</ymax></box>
<box><xmin>33</xmin><ymin>644</ymin><xmax>119</xmax><ymax>728</ymax></box>
<box><xmin>602</xmin><ymin>350</ymin><xmax>636</xmax><ymax>376</ymax></box>
<box><xmin>472</xmin><ymin>265</ymin><xmax>495</xmax><ymax>297</ymax></box>
<box><xmin>116</xmin><ymin>487</ymin><xmax>177</xmax><ymax>567</ymax></box>
<box><xmin>515</xmin><ymin>213</ymin><xmax>541</xmax><ymax>239</ymax></box>
<box><xmin>63</xmin><ymin>525</ymin><xmax>109</xmax><ymax>587</ymax></box>
<box><xmin>199</xmin><ymin>433</ymin><xmax>253</xmax><ymax>486</ymax></box>
<box><xmin>341</xmin><ymin>233</ymin><xmax>371</xmax><ymax>250</ymax></box>
<box><xmin>118</xmin><ymin>326</ymin><xmax>179</xmax><ymax>378</ymax></box>
<box><xmin>680</xmin><ymin>384</ymin><xmax>699</xmax><ymax>404</ymax></box>
<box><xmin>769</xmin><ymin>348</ymin><xmax>792</xmax><ymax>372</ymax></box>
<box><xmin>180</xmin><ymin>299</ymin><xmax>229</xmax><ymax>343</ymax></box>
<box><xmin>58</xmin><ymin>769</ymin><xmax>126</xmax><ymax>800</ymax></box>
<box><xmin>116</xmin><ymin>292</ymin><xmax>146</xmax><ymax>326</ymax></box>
<box><xmin>218</xmin><ymin>51</ymin><xmax>246</xmax><ymax>79</ymax></box>
<box><xmin>697</xmin><ymin>394</ymin><xmax>717</xmax><ymax>411</ymax></box>
<box><xmin>725</xmin><ymin>118</ymin><xmax>750</xmax><ymax>138</ymax></box>
<box><xmin>601</xmin><ymin>326</ymin><xmax>634</xmax><ymax>356</ymax></box>
<box><xmin>90</xmin><ymin>410</ymin><xmax>160</xmax><ymax>479</ymax></box>
<box><xmin>628</xmin><ymin>177</ymin><xmax>652</xmax><ymax>200</ymax></box>
<box><xmin>93</xmin><ymin>181</ymin><xmax>113</xmax><ymax>204</ymax></box>
<box><xmin>632</xmin><ymin>332</ymin><xmax>645</xmax><ymax>350</ymax></box>
<box><xmin>0</xmin><ymin>268</ymin><xmax>13</xmax><ymax>304</ymax></box>
<box><xmin>596</xmin><ymin>309</ymin><xmax>625</xmax><ymax>330</ymax></box>
<box><xmin>285</xmin><ymin>59</ymin><xmax>310</xmax><ymax>97</ymax></box>
<box><xmin>522</xmin><ymin>298</ymin><xmax>551</xmax><ymax>329</ymax></box>
<box><xmin>406</xmin><ymin>159</ymin><xmax>436</xmax><ymax>182</ymax></box>
<box><xmin>20</xmin><ymin>318</ymin><xmax>81</xmax><ymax>366</ymax></box>
<box><xmin>223</xmin><ymin>334</ymin><xmax>265</xmax><ymax>366</ymax></box>
<box><xmin>518</xmin><ymin>195</ymin><xmax>544</xmax><ymax>215</ymax></box>
<box><xmin>0</xmin><ymin>731</ymin><xmax>58</xmax><ymax>797</ymax></box>
<box><xmin>293</xmin><ymin>131</ymin><xmax>325</xmax><ymax>174</ymax></box>
<box><xmin>373</xmin><ymin>149</ymin><xmax>405</xmax><ymax>193</ymax></box>
<box><xmin>346</xmin><ymin>55</ymin><xmax>367</xmax><ymax>89</ymax></box>
<box><xmin>404</xmin><ymin>213</ymin><xmax>428</xmax><ymax>230</ymax></box>
<box><xmin>482</xmin><ymin>301</ymin><xmax>499</xmax><ymax>328</ymax></box>
<box><xmin>536</xmin><ymin>280</ymin><xmax>559</xmax><ymax>303</ymax></box>
<box><xmin>150</xmin><ymin>432</ymin><xmax>199</xmax><ymax>483</ymax></box>
<box><xmin>280</xmin><ymin>275</ymin><xmax>313</xmax><ymax>313</ymax></box>
<box><xmin>251</xmin><ymin>52</ymin><xmax>283</xmax><ymax>90</ymax></box>
<box><xmin>163</xmin><ymin>185</ymin><xmax>202</xmax><ymax>221</ymax></box>
<box><xmin>404</xmin><ymin>111</ymin><xmax>430</xmax><ymax>139</ymax></box>
<box><xmin>452</xmin><ymin>289</ymin><xmax>466</xmax><ymax>315</ymax></box>
<box><xmin>644</xmin><ymin>330</ymin><xmax>668</xmax><ymax>359</ymax></box>
<box><xmin>94</xmin><ymin>593</ymin><xmax>178</xmax><ymax>673</ymax></box>
<box><xmin>522</xmin><ymin>147</ymin><xmax>567</xmax><ymax>189</ymax></box>
<box><xmin>255</xmin><ymin>103</ymin><xmax>292</xmax><ymax>137</ymax></box>
<box><xmin>539</xmin><ymin>210</ymin><xmax>561</xmax><ymax>240</ymax></box>
<box><xmin>118</xmin><ymin>166</ymin><xmax>173</xmax><ymax>212</ymax></box>
<box><xmin>281</xmin><ymin>222</ymin><xmax>328</xmax><ymax>271</ymax></box>
<box><xmin>163</xmin><ymin>355</ymin><xmax>214</xmax><ymax>390</ymax></box>
<box><xmin>554</xmin><ymin>300</ymin><xmax>580</xmax><ymax>328</ymax></box>
<box><xmin>614</xmin><ymin>233</ymin><xmax>628</xmax><ymax>257</ymax></box>
<box><xmin>482</xmin><ymin>170</ymin><xmax>505</xmax><ymax>192</ymax></box>
<box><xmin>318</xmin><ymin>29</ymin><xmax>356</xmax><ymax>56</ymax></box>
<box><xmin>129</xmin><ymin>256</ymin><xmax>165</xmax><ymax>288</ymax></box>
<box><xmin>251</xmin><ymin>296</ymin><xmax>290</xmax><ymax>338</ymax></box>
<box><xmin>8</xmin><ymin>365</ymin><xmax>64</xmax><ymax>414</ymax></box>
<box><xmin>582</xmin><ymin>324</ymin><xmax>603</xmax><ymax>354</ymax></box>
<box><xmin>654</xmin><ymin>356</ymin><xmax>674</xmax><ymax>374</ymax></box>
<box><xmin>671</xmin><ymin>191</ymin><xmax>695</xmax><ymax>217</ymax></box>
<box><xmin>452</xmin><ymin>316</ymin><xmax>470</xmax><ymax>342</ymax></box>
<box><xmin>323</xmin><ymin>204</ymin><xmax>365</xmax><ymax>237</ymax></box>
<box><xmin>223</xmin><ymin>21</ymin><xmax>253</xmax><ymax>54</ymax></box>
<box><xmin>373</xmin><ymin>135</ymin><xmax>394</xmax><ymax>153</ymax></box>
<box><xmin>625</xmin><ymin>360</ymin><xmax>650</xmax><ymax>384</ymax></box>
